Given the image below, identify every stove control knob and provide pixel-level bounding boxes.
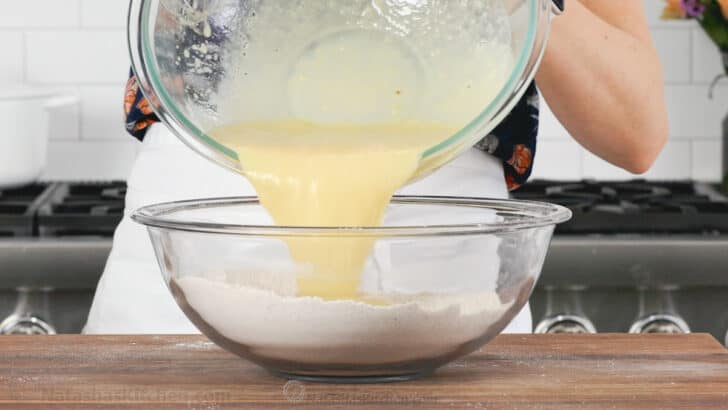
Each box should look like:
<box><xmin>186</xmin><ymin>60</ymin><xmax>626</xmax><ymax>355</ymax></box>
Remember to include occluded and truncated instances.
<box><xmin>629</xmin><ymin>314</ymin><xmax>690</xmax><ymax>334</ymax></box>
<box><xmin>0</xmin><ymin>315</ymin><xmax>56</xmax><ymax>335</ymax></box>
<box><xmin>534</xmin><ymin>314</ymin><xmax>597</xmax><ymax>334</ymax></box>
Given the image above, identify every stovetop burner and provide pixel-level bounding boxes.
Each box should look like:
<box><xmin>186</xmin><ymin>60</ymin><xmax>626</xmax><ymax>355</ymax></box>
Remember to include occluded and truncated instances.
<box><xmin>512</xmin><ymin>180</ymin><xmax>728</xmax><ymax>234</ymax></box>
<box><xmin>3</xmin><ymin>180</ymin><xmax>727</xmax><ymax>237</ymax></box>
<box><xmin>0</xmin><ymin>182</ymin><xmax>125</xmax><ymax>238</ymax></box>
<box><xmin>38</xmin><ymin>182</ymin><xmax>126</xmax><ymax>237</ymax></box>
<box><xmin>0</xmin><ymin>184</ymin><xmax>55</xmax><ymax>237</ymax></box>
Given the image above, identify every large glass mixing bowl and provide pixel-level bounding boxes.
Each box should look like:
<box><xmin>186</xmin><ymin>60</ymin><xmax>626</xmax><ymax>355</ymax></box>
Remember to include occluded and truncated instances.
<box><xmin>128</xmin><ymin>0</ymin><xmax>559</xmax><ymax>178</ymax></box>
<box><xmin>133</xmin><ymin>197</ymin><xmax>571</xmax><ymax>382</ymax></box>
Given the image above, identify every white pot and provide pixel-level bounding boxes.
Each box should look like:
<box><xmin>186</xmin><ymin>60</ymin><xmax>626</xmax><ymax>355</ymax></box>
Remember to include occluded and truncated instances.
<box><xmin>0</xmin><ymin>88</ymin><xmax>79</xmax><ymax>188</ymax></box>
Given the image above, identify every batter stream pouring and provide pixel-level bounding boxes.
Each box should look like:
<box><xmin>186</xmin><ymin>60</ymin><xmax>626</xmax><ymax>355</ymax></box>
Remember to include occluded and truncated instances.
<box><xmin>163</xmin><ymin>0</ymin><xmax>514</xmax><ymax>299</ymax></box>
<box><xmin>212</xmin><ymin>121</ymin><xmax>455</xmax><ymax>299</ymax></box>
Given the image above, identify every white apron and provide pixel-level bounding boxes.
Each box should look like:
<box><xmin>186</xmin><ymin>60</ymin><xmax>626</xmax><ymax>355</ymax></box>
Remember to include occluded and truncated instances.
<box><xmin>84</xmin><ymin>124</ymin><xmax>532</xmax><ymax>334</ymax></box>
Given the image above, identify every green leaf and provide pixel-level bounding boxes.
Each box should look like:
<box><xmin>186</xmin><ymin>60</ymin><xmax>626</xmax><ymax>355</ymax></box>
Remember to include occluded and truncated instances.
<box><xmin>699</xmin><ymin>4</ymin><xmax>728</xmax><ymax>48</ymax></box>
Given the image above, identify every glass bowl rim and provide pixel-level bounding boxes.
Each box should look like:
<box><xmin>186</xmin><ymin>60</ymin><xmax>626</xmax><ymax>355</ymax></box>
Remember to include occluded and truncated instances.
<box><xmin>131</xmin><ymin>196</ymin><xmax>572</xmax><ymax>237</ymax></box>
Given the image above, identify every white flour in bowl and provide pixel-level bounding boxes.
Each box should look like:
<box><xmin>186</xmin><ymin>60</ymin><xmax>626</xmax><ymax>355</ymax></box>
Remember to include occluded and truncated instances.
<box><xmin>175</xmin><ymin>274</ymin><xmax>513</xmax><ymax>364</ymax></box>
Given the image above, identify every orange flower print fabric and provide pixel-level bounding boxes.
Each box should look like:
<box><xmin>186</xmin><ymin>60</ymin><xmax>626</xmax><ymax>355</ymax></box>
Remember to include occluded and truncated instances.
<box><xmin>475</xmin><ymin>82</ymin><xmax>539</xmax><ymax>191</ymax></box>
<box><xmin>124</xmin><ymin>70</ymin><xmax>159</xmax><ymax>140</ymax></box>
<box><xmin>505</xmin><ymin>173</ymin><xmax>521</xmax><ymax>191</ymax></box>
<box><xmin>507</xmin><ymin>144</ymin><xmax>533</xmax><ymax>176</ymax></box>
<box><xmin>124</xmin><ymin>76</ymin><xmax>138</xmax><ymax>116</ymax></box>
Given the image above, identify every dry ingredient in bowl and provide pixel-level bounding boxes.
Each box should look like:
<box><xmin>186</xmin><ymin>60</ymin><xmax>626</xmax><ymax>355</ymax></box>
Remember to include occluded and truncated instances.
<box><xmin>176</xmin><ymin>274</ymin><xmax>514</xmax><ymax>364</ymax></box>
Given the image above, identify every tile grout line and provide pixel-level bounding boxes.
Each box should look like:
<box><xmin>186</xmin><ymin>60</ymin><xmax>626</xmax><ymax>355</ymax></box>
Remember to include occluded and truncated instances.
<box><xmin>689</xmin><ymin>28</ymin><xmax>694</xmax><ymax>84</ymax></box>
<box><xmin>78</xmin><ymin>0</ymin><xmax>84</xmax><ymax>28</ymax></box>
<box><xmin>689</xmin><ymin>139</ymin><xmax>696</xmax><ymax>179</ymax></box>
<box><xmin>76</xmin><ymin>85</ymin><xmax>83</xmax><ymax>141</ymax></box>
<box><xmin>21</xmin><ymin>30</ymin><xmax>27</xmax><ymax>82</ymax></box>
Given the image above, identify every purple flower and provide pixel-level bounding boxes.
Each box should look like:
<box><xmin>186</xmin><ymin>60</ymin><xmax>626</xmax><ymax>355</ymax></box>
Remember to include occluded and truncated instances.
<box><xmin>680</xmin><ymin>0</ymin><xmax>706</xmax><ymax>18</ymax></box>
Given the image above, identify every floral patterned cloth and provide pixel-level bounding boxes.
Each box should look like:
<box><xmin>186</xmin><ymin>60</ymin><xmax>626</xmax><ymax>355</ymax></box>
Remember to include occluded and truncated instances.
<box><xmin>124</xmin><ymin>73</ymin><xmax>538</xmax><ymax>191</ymax></box>
<box><xmin>475</xmin><ymin>82</ymin><xmax>539</xmax><ymax>191</ymax></box>
<box><xmin>124</xmin><ymin>70</ymin><xmax>159</xmax><ymax>139</ymax></box>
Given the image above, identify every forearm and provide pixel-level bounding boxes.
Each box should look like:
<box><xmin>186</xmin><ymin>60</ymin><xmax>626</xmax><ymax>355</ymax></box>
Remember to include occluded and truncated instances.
<box><xmin>535</xmin><ymin>0</ymin><xmax>668</xmax><ymax>173</ymax></box>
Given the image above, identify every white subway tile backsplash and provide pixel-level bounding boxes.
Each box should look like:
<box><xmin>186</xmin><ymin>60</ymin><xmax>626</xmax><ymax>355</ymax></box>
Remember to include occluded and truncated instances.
<box><xmin>643</xmin><ymin>141</ymin><xmax>693</xmax><ymax>179</ymax></box>
<box><xmin>692</xmin><ymin>140</ymin><xmax>723</xmax><ymax>181</ymax></box>
<box><xmin>531</xmin><ymin>140</ymin><xmax>582</xmax><ymax>180</ymax></box>
<box><xmin>583</xmin><ymin>141</ymin><xmax>692</xmax><ymax>180</ymax></box>
<box><xmin>42</xmin><ymin>140</ymin><xmax>139</xmax><ymax>180</ymax></box>
<box><xmin>0</xmin><ymin>31</ymin><xmax>25</xmax><ymax>85</ymax></box>
<box><xmin>692</xmin><ymin>28</ymin><xmax>726</xmax><ymax>84</ymax></box>
<box><xmin>665</xmin><ymin>84</ymin><xmax>728</xmax><ymax>138</ymax></box>
<box><xmin>582</xmin><ymin>151</ymin><xmax>636</xmax><ymax>181</ymax></box>
<box><xmin>643</xmin><ymin>0</ymin><xmax>664</xmax><ymax>26</ymax></box>
<box><xmin>47</xmin><ymin>88</ymin><xmax>81</xmax><ymax>140</ymax></box>
<box><xmin>26</xmin><ymin>30</ymin><xmax>128</xmax><ymax>84</ymax></box>
<box><xmin>81</xmin><ymin>0</ymin><xmax>129</xmax><ymax>28</ymax></box>
<box><xmin>0</xmin><ymin>0</ymin><xmax>719</xmax><ymax>181</ymax></box>
<box><xmin>0</xmin><ymin>1</ymin><xmax>80</xmax><ymax>28</ymax></box>
<box><xmin>80</xmin><ymin>86</ymin><xmax>128</xmax><ymax>140</ymax></box>
<box><xmin>652</xmin><ymin>28</ymin><xmax>692</xmax><ymax>83</ymax></box>
<box><xmin>538</xmin><ymin>93</ymin><xmax>569</xmax><ymax>140</ymax></box>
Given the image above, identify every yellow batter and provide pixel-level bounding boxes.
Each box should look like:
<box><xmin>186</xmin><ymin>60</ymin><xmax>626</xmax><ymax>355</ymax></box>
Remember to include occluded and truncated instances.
<box><xmin>210</xmin><ymin>120</ymin><xmax>454</xmax><ymax>300</ymax></box>
<box><xmin>206</xmin><ymin>1</ymin><xmax>513</xmax><ymax>300</ymax></box>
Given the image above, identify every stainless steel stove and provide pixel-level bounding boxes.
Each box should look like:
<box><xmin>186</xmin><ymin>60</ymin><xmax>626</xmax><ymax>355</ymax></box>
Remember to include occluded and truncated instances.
<box><xmin>513</xmin><ymin>180</ymin><xmax>728</xmax><ymax>345</ymax></box>
<box><xmin>0</xmin><ymin>182</ymin><xmax>122</xmax><ymax>334</ymax></box>
<box><xmin>1</xmin><ymin>180</ymin><xmax>727</xmax><ymax>345</ymax></box>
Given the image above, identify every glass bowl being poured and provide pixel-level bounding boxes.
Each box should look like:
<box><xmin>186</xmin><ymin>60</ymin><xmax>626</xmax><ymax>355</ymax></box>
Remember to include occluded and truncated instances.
<box><xmin>128</xmin><ymin>0</ymin><xmax>558</xmax><ymax>178</ymax></box>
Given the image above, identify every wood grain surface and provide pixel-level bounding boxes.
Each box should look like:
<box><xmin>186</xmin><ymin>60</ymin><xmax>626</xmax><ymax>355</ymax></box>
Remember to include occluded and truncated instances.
<box><xmin>0</xmin><ymin>334</ymin><xmax>727</xmax><ymax>409</ymax></box>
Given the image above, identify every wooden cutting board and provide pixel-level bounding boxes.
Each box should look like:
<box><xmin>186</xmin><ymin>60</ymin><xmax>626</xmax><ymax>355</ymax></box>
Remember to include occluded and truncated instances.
<box><xmin>0</xmin><ymin>334</ymin><xmax>727</xmax><ymax>409</ymax></box>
